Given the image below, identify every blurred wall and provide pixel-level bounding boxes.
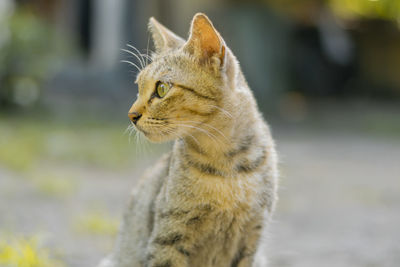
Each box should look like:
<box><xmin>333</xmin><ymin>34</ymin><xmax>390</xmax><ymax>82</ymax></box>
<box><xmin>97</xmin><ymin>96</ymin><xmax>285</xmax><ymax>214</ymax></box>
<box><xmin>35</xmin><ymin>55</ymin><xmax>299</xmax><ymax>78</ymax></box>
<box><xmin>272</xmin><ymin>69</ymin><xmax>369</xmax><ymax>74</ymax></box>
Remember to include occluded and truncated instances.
<box><xmin>1</xmin><ymin>0</ymin><xmax>400</xmax><ymax>111</ymax></box>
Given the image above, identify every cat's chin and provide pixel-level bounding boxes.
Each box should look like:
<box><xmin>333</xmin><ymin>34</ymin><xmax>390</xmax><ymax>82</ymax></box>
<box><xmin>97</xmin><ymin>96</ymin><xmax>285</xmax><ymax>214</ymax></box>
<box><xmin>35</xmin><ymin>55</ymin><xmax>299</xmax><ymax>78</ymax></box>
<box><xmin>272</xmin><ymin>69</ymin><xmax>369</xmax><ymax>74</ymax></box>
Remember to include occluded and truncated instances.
<box><xmin>141</xmin><ymin>132</ymin><xmax>175</xmax><ymax>143</ymax></box>
<box><xmin>134</xmin><ymin>125</ymin><xmax>173</xmax><ymax>143</ymax></box>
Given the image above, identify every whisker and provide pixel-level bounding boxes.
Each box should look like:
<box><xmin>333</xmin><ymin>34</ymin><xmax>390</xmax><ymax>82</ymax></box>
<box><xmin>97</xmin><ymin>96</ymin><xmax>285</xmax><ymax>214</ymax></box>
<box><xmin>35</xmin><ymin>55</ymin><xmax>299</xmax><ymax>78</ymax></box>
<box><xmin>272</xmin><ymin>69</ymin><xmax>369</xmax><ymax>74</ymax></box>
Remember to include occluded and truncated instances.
<box><xmin>124</xmin><ymin>46</ymin><xmax>152</xmax><ymax>65</ymax></box>
<box><xmin>168</xmin><ymin>122</ymin><xmax>221</xmax><ymax>146</ymax></box>
<box><xmin>166</xmin><ymin>117</ymin><xmax>229</xmax><ymax>144</ymax></box>
<box><xmin>183</xmin><ymin>131</ymin><xmax>200</xmax><ymax>146</ymax></box>
<box><xmin>136</xmin><ymin>128</ymin><xmax>144</xmax><ymax>154</ymax></box>
<box><xmin>120</xmin><ymin>60</ymin><xmax>141</xmax><ymax>72</ymax></box>
<box><xmin>124</xmin><ymin>124</ymin><xmax>131</xmax><ymax>143</ymax></box>
<box><xmin>171</xmin><ymin>119</ymin><xmax>229</xmax><ymax>143</ymax></box>
<box><xmin>121</xmin><ymin>48</ymin><xmax>144</xmax><ymax>69</ymax></box>
<box><xmin>129</xmin><ymin>123</ymin><xmax>138</xmax><ymax>144</ymax></box>
<box><xmin>124</xmin><ymin>123</ymin><xmax>133</xmax><ymax>135</ymax></box>
<box><xmin>207</xmin><ymin>104</ymin><xmax>233</xmax><ymax>118</ymax></box>
<box><xmin>126</xmin><ymin>124</ymin><xmax>134</xmax><ymax>144</ymax></box>
<box><xmin>132</xmin><ymin>125</ymin><xmax>140</xmax><ymax>153</ymax></box>
<box><xmin>126</xmin><ymin>44</ymin><xmax>146</xmax><ymax>68</ymax></box>
<box><xmin>162</xmin><ymin>124</ymin><xmax>201</xmax><ymax>146</ymax></box>
<box><xmin>140</xmin><ymin>49</ymin><xmax>152</xmax><ymax>63</ymax></box>
<box><xmin>129</xmin><ymin>128</ymin><xmax>135</xmax><ymax>144</ymax></box>
<box><xmin>146</xmin><ymin>35</ymin><xmax>150</xmax><ymax>65</ymax></box>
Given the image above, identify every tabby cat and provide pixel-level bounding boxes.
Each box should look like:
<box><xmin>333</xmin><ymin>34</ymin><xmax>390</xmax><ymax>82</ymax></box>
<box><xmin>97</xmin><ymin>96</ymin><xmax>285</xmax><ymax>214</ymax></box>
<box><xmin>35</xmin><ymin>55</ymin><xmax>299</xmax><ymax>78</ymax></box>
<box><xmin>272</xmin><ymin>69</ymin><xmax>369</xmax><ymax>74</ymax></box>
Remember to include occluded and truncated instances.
<box><xmin>99</xmin><ymin>13</ymin><xmax>278</xmax><ymax>267</ymax></box>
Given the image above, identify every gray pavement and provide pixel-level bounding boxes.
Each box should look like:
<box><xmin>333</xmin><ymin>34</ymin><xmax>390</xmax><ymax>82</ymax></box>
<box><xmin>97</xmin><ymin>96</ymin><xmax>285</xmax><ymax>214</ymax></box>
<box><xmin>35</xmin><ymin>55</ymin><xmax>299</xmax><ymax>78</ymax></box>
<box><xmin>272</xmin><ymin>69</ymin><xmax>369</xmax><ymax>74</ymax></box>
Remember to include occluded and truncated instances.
<box><xmin>1</xmin><ymin>128</ymin><xmax>399</xmax><ymax>267</ymax></box>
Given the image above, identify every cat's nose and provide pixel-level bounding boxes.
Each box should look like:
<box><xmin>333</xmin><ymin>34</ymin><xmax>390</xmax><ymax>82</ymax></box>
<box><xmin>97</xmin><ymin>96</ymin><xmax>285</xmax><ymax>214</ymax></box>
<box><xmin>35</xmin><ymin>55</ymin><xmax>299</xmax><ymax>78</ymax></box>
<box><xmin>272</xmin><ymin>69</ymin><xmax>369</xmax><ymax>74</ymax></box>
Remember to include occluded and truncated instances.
<box><xmin>128</xmin><ymin>112</ymin><xmax>142</xmax><ymax>124</ymax></box>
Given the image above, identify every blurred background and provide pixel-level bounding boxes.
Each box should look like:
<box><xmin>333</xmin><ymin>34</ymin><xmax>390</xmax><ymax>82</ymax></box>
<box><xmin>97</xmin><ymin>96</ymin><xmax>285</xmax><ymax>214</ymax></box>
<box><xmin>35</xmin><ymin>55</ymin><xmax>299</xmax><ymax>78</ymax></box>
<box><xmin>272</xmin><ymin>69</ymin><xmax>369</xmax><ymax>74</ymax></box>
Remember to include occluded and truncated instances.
<box><xmin>0</xmin><ymin>0</ymin><xmax>399</xmax><ymax>266</ymax></box>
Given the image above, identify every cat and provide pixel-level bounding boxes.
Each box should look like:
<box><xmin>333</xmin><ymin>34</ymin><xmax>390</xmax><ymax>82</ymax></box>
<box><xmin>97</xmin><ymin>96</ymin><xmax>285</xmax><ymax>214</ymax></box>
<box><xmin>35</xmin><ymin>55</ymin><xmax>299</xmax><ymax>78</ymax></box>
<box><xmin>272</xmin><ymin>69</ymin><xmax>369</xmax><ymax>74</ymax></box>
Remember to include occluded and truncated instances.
<box><xmin>98</xmin><ymin>13</ymin><xmax>278</xmax><ymax>267</ymax></box>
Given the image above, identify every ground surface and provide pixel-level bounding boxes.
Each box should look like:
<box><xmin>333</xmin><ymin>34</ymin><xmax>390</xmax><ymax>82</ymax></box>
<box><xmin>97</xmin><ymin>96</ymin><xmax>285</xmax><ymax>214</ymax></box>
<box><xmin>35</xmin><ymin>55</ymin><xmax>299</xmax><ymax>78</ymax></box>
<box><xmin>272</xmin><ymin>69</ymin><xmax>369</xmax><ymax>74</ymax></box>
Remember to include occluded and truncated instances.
<box><xmin>268</xmin><ymin>130</ymin><xmax>400</xmax><ymax>267</ymax></box>
<box><xmin>1</xmin><ymin>103</ymin><xmax>399</xmax><ymax>267</ymax></box>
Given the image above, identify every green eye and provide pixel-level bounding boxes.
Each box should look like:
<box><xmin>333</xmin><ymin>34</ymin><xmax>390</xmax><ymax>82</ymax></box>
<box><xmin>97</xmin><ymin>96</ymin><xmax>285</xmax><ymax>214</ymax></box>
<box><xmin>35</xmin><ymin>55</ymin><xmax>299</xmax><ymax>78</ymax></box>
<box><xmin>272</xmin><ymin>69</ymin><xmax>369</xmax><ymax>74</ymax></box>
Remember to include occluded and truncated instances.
<box><xmin>156</xmin><ymin>81</ymin><xmax>170</xmax><ymax>98</ymax></box>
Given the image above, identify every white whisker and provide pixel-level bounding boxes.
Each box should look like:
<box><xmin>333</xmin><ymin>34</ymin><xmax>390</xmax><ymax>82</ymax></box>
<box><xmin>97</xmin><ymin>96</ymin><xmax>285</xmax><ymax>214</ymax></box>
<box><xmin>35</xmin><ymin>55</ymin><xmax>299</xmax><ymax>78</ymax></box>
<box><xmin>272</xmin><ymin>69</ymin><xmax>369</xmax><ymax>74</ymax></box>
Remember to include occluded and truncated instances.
<box><xmin>126</xmin><ymin>44</ymin><xmax>146</xmax><ymax>68</ymax></box>
<box><xmin>173</xmin><ymin>119</ymin><xmax>229</xmax><ymax>143</ymax></box>
<box><xmin>140</xmin><ymin>49</ymin><xmax>152</xmax><ymax>62</ymax></box>
<box><xmin>163</xmin><ymin>124</ymin><xmax>201</xmax><ymax>146</ymax></box>
<box><xmin>183</xmin><ymin>131</ymin><xmax>200</xmax><ymax>146</ymax></box>
<box><xmin>207</xmin><ymin>104</ymin><xmax>233</xmax><ymax>118</ymax></box>
<box><xmin>168</xmin><ymin>122</ymin><xmax>221</xmax><ymax>146</ymax></box>
<box><xmin>120</xmin><ymin>60</ymin><xmax>141</xmax><ymax>72</ymax></box>
<box><xmin>121</xmin><ymin>48</ymin><xmax>144</xmax><ymax>69</ymax></box>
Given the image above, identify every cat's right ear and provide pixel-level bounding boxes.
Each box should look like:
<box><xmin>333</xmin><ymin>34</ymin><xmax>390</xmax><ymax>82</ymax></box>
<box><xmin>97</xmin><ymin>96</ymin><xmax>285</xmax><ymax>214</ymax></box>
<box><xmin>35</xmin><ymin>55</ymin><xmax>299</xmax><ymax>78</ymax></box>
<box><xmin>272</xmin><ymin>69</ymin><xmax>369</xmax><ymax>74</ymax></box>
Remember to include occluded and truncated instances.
<box><xmin>148</xmin><ymin>17</ymin><xmax>185</xmax><ymax>53</ymax></box>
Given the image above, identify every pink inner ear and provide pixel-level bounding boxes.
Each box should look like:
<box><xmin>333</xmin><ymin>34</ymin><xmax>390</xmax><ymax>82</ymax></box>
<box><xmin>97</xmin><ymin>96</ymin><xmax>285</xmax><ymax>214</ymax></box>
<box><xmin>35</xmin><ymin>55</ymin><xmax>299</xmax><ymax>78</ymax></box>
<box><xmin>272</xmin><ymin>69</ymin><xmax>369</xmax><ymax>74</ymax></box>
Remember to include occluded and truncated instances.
<box><xmin>203</xmin><ymin>31</ymin><xmax>220</xmax><ymax>56</ymax></box>
<box><xmin>191</xmin><ymin>15</ymin><xmax>222</xmax><ymax>58</ymax></box>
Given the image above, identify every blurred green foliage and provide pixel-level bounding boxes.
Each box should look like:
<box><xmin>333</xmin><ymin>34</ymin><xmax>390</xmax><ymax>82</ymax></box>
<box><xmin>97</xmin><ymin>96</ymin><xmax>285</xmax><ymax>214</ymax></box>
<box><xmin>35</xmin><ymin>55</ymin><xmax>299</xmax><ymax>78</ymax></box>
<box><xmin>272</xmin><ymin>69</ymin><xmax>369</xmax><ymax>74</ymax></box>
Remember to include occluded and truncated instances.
<box><xmin>0</xmin><ymin>7</ymin><xmax>59</xmax><ymax>107</ymax></box>
<box><xmin>266</xmin><ymin>0</ymin><xmax>400</xmax><ymax>22</ymax></box>
<box><xmin>330</xmin><ymin>0</ymin><xmax>400</xmax><ymax>21</ymax></box>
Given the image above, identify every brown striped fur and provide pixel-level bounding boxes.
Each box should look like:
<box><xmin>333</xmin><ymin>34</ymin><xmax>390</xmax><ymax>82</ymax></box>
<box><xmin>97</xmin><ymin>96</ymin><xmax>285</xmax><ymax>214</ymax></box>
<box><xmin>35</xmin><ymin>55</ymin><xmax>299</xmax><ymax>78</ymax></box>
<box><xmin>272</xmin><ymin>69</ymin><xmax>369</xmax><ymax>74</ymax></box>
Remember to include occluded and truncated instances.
<box><xmin>99</xmin><ymin>13</ymin><xmax>278</xmax><ymax>267</ymax></box>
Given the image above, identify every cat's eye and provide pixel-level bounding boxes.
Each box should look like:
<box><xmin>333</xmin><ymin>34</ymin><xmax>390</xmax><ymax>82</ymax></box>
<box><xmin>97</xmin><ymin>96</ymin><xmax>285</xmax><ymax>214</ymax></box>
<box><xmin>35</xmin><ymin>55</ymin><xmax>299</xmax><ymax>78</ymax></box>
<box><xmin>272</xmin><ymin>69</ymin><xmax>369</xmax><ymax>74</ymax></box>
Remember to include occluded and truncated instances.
<box><xmin>155</xmin><ymin>81</ymin><xmax>170</xmax><ymax>98</ymax></box>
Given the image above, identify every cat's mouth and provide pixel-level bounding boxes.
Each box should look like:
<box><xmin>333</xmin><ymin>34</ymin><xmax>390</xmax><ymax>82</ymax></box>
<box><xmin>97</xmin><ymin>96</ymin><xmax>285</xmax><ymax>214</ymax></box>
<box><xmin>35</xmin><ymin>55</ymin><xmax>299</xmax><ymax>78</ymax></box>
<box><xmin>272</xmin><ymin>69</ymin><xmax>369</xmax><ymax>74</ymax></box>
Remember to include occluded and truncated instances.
<box><xmin>134</xmin><ymin>124</ymin><xmax>151</xmax><ymax>137</ymax></box>
<box><xmin>134</xmin><ymin>124</ymin><xmax>175</xmax><ymax>143</ymax></box>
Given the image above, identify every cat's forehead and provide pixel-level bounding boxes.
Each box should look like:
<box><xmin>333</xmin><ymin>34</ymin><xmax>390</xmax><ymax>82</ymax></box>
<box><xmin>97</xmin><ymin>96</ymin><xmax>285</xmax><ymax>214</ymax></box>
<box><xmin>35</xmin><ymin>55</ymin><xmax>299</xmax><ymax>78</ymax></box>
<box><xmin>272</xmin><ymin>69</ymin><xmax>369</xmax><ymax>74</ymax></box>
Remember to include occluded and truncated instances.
<box><xmin>135</xmin><ymin>51</ymin><xmax>219</xmax><ymax>93</ymax></box>
<box><xmin>136</xmin><ymin>63</ymin><xmax>168</xmax><ymax>88</ymax></box>
<box><xmin>136</xmin><ymin>54</ymin><xmax>186</xmax><ymax>83</ymax></box>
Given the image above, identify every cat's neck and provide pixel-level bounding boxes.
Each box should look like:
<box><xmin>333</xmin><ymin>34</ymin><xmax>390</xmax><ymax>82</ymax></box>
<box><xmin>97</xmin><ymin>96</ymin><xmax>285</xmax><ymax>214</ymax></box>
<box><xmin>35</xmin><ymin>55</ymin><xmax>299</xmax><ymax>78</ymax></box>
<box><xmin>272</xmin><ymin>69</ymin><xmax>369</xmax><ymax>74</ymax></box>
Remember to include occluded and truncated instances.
<box><xmin>172</xmin><ymin>96</ymin><xmax>266</xmax><ymax>177</ymax></box>
<box><xmin>180</xmin><ymin>103</ymin><xmax>243</xmax><ymax>156</ymax></box>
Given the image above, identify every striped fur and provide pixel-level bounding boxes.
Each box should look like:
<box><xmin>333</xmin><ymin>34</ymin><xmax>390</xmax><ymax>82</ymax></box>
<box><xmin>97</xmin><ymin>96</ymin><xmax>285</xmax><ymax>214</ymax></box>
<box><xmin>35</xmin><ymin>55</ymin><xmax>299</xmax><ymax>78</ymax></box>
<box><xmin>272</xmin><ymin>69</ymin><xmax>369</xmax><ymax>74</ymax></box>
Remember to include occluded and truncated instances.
<box><xmin>99</xmin><ymin>13</ymin><xmax>278</xmax><ymax>267</ymax></box>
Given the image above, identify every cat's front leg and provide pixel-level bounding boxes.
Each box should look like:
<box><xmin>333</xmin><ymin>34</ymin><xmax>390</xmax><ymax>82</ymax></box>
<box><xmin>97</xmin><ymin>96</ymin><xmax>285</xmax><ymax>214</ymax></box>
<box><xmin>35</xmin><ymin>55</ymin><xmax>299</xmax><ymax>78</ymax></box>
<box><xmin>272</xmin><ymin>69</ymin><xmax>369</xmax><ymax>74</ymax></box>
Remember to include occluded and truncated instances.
<box><xmin>145</xmin><ymin>228</ymin><xmax>192</xmax><ymax>267</ymax></box>
<box><xmin>145</xmin><ymin>204</ymin><xmax>214</xmax><ymax>267</ymax></box>
<box><xmin>146</xmin><ymin>242</ymin><xmax>189</xmax><ymax>267</ymax></box>
<box><xmin>232</xmin><ymin>217</ymin><xmax>266</xmax><ymax>267</ymax></box>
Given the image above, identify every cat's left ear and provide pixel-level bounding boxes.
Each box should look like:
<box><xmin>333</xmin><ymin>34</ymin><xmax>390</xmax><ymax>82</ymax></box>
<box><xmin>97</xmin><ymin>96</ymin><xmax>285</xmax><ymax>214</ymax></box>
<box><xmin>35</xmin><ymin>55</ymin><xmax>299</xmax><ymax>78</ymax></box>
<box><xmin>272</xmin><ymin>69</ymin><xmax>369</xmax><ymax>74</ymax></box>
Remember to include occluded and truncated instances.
<box><xmin>149</xmin><ymin>17</ymin><xmax>185</xmax><ymax>53</ymax></box>
<box><xmin>183</xmin><ymin>13</ymin><xmax>226</xmax><ymax>68</ymax></box>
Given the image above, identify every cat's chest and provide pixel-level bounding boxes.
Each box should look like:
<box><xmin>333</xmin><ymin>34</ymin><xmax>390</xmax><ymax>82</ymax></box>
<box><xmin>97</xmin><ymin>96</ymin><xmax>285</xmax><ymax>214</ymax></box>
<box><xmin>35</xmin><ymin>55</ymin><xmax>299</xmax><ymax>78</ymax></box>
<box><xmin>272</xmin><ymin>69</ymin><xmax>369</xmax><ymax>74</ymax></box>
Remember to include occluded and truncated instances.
<box><xmin>166</xmin><ymin>170</ymin><xmax>263</xmax><ymax>213</ymax></box>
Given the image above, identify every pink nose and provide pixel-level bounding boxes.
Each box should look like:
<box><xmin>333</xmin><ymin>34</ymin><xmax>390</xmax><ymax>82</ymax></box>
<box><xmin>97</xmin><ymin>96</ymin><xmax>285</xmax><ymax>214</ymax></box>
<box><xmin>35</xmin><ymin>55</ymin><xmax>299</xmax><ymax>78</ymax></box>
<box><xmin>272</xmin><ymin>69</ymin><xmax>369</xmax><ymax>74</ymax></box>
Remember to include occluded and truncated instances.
<box><xmin>128</xmin><ymin>112</ymin><xmax>142</xmax><ymax>124</ymax></box>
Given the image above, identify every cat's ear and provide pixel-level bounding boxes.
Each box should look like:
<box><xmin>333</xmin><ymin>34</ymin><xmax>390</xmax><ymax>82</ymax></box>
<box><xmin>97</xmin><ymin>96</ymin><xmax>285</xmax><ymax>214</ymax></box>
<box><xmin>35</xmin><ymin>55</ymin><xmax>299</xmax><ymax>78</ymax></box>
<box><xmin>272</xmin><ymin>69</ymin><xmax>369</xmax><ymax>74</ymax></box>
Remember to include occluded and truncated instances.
<box><xmin>183</xmin><ymin>13</ymin><xmax>226</xmax><ymax>67</ymax></box>
<box><xmin>148</xmin><ymin>17</ymin><xmax>185</xmax><ymax>53</ymax></box>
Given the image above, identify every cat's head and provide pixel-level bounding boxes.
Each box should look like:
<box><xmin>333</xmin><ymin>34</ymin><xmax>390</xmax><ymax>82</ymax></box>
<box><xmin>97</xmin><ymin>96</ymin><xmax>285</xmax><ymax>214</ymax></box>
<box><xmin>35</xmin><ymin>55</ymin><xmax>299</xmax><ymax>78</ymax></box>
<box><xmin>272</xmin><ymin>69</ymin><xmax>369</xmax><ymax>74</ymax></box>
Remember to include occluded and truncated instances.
<box><xmin>128</xmin><ymin>13</ymin><xmax>238</xmax><ymax>143</ymax></box>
